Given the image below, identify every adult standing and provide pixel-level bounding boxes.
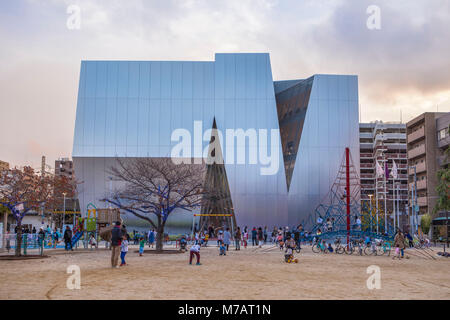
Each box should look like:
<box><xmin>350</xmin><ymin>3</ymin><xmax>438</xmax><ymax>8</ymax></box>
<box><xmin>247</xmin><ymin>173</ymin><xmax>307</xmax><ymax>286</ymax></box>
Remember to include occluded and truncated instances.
<box><xmin>405</xmin><ymin>231</ymin><xmax>413</xmax><ymax>248</ymax></box>
<box><xmin>148</xmin><ymin>229</ymin><xmax>155</xmax><ymax>248</ymax></box>
<box><xmin>251</xmin><ymin>227</ymin><xmax>257</xmax><ymax>246</ymax></box>
<box><xmin>243</xmin><ymin>226</ymin><xmax>248</xmax><ymax>248</ymax></box>
<box><xmin>393</xmin><ymin>230</ymin><xmax>406</xmax><ymax>259</ymax></box>
<box><xmin>53</xmin><ymin>228</ymin><xmax>59</xmax><ymax>248</ymax></box>
<box><xmin>257</xmin><ymin>227</ymin><xmax>264</xmax><ymax>248</ymax></box>
<box><xmin>111</xmin><ymin>221</ymin><xmax>123</xmax><ymax>268</ymax></box>
<box><xmin>63</xmin><ymin>226</ymin><xmax>73</xmax><ymax>251</ymax></box>
<box><xmin>234</xmin><ymin>227</ymin><xmax>241</xmax><ymax>251</ymax></box>
<box><xmin>263</xmin><ymin>226</ymin><xmax>268</xmax><ymax>244</ymax></box>
<box><xmin>223</xmin><ymin>228</ymin><xmax>231</xmax><ymax>251</ymax></box>
<box><xmin>294</xmin><ymin>227</ymin><xmax>300</xmax><ymax>248</ymax></box>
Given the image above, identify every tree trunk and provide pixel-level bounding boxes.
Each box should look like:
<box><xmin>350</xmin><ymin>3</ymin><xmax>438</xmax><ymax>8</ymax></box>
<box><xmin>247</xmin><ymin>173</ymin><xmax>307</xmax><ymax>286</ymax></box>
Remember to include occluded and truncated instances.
<box><xmin>155</xmin><ymin>225</ymin><xmax>164</xmax><ymax>252</ymax></box>
<box><xmin>15</xmin><ymin>223</ymin><xmax>22</xmax><ymax>257</ymax></box>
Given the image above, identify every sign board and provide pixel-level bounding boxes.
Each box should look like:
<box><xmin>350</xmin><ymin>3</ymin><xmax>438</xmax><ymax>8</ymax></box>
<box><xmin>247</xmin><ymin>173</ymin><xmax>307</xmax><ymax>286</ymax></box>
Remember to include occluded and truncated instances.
<box><xmin>96</xmin><ymin>208</ymin><xmax>121</xmax><ymax>224</ymax></box>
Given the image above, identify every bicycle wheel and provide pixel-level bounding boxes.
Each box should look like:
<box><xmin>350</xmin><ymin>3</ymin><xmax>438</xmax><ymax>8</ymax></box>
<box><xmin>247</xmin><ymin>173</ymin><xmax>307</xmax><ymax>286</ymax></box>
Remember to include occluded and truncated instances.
<box><xmin>376</xmin><ymin>246</ymin><xmax>386</xmax><ymax>256</ymax></box>
<box><xmin>335</xmin><ymin>245</ymin><xmax>345</xmax><ymax>254</ymax></box>
<box><xmin>295</xmin><ymin>247</ymin><xmax>301</xmax><ymax>253</ymax></box>
<box><xmin>312</xmin><ymin>244</ymin><xmax>321</xmax><ymax>253</ymax></box>
<box><xmin>385</xmin><ymin>245</ymin><xmax>391</xmax><ymax>256</ymax></box>
<box><xmin>364</xmin><ymin>246</ymin><xmax>375</xmax><ymax>256</ymax></box>
<box><xmin>344</xmin><ymin>245</ymin><xmax>354</xmax><ymax>255</ymax></box>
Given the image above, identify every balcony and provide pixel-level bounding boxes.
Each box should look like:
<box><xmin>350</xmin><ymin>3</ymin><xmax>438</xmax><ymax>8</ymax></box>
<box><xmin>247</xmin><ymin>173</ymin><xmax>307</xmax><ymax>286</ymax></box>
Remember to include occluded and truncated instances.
<box><xmin>438</xmin><ymin>155</ymin><xmax>449</xmax><ymax>167</ymax></box>
<box><xmin>409</xmin><ymin>161</ymin><xmax>426</xmax><ymax>175</ymax></box>
<box><xmin>417</xmin><ymin>196</ymin><xmax>427</xmax><ymax>207</ymax></box>
<box><xmin>409</xmin><ymin>179</ymin><xmax>427</xmax><ymax>191</ymax></box>
<box><xmin>360</xmin><ymin>153</ymin><xmax>372</xmax><ymax>158</ymax></box>
<box><xmin>407</xmin><ymin>126</ymin><xmax>425</xmax><ymax>144</ymax></box>
<box><xmin>408</xmin><ymin>144</ymin><xmax>426</xmax><ymax>160</ymax></box>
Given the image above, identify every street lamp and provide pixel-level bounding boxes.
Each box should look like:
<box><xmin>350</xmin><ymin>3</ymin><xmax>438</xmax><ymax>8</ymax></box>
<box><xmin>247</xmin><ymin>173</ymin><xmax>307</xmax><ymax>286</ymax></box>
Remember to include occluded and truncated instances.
<box><xmin>62</xmin><ymin>192</ymin><xmax>67</xmax><ymax>229</ymax></box>
<box><xmin>368</xmin><ymin>194</ymin><xmax>373</xmax><ymax>232</ymax></box>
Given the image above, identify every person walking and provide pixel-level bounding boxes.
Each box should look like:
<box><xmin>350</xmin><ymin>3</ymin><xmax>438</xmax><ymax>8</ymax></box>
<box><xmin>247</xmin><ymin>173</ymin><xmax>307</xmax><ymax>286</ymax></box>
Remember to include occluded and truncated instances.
<box><xmin>234</xmin><ymin>227</ymin><xmax>241</xmax><ymax>250</ymax></box>
<box><xmin>63</xmin><ymin>226</ymin><xmax>73</xmax><ymax>251</ymax></box>
<box><xmin>393</xmin><ymin>230</ymin><xmax>406</xmax><ymax>259</ymax></box>
<box><xmin>111</xmin><ymin>221</ymin><xmax>123</xmax><ymax>268</ymax></box>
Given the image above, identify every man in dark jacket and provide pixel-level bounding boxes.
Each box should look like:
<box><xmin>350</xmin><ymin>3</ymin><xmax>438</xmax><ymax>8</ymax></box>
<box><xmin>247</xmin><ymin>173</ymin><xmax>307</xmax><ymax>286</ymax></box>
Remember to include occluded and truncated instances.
<box><xmin>251</xmin><ymin>227</ymin><xmax>257</xmax><ymax>246</ymax></box>
<box><xmin>111</xmin><ymin>221</ymin><xmax>123</xmax><ymax>268</ymax></box>
<box><xmin>63</xmin><ymin>226</ymin><xmax>73</xmax><ymax>251</ymax></box>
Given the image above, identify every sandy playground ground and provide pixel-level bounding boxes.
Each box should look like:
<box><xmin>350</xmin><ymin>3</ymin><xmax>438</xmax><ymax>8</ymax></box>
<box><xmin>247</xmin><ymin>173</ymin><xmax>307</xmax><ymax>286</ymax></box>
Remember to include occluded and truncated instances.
<box><xmin>0</xmin><ymin>243</ymin><xmax>449</xmax><ymax>300</ymax></box>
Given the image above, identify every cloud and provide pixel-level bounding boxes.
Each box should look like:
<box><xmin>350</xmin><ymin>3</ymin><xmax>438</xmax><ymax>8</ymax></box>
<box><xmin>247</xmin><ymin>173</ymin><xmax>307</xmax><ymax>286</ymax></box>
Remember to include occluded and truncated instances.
<box><xmin>0</xmin><ymin>0</ymin><xmax>449</xmax><ymax>168</ymax></box>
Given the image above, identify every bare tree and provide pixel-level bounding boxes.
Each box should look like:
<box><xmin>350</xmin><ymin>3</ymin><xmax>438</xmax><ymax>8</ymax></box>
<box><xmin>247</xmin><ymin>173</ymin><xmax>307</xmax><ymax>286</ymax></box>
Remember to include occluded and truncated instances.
<box><xmin>103</xmin><ymin>158</ymin><xmax>206</xmax><ymax>252</ymax></box>
<box><xmin>0</xmin><ymin>167</ymin><xmax>76</xmax><ymax>256</ymax></box>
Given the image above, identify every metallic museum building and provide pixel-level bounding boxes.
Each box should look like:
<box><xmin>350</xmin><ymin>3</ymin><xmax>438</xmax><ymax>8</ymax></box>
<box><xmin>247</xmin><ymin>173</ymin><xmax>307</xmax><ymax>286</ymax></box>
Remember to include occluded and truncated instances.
<box><xmin>72</xmin><ymin>53</ymin><xmax>360</xmax><ymax>230</ymax></box>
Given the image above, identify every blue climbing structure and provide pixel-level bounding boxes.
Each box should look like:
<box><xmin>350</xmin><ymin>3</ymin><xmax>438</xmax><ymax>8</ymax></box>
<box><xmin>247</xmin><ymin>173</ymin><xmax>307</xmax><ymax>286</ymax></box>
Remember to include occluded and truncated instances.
<box><xmin>301</xmin><ymin>148</ymin><xmax>395</xmax><ymax>243</ymax></box>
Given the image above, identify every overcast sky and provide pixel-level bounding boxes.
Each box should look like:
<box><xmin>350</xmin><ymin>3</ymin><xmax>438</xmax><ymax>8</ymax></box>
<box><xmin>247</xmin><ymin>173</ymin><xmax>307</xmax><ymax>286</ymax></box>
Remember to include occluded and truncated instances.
<box><xmin>0</xmin><ymin>0</ymin><xmax>449</xmax><ymax>169</ymax></box>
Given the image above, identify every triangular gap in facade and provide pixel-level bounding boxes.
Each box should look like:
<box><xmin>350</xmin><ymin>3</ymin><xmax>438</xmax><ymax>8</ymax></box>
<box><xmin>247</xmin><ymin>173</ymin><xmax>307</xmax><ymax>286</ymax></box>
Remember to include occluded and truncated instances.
<box><xmin>199</xmin><ymin>118</ymin><xmax>237</xmax><ymax>233</ymax></box>
<box><xmin>275</xmin><ymin>76</ymin><xmax>313</xmax><ymax>191</ymax></box>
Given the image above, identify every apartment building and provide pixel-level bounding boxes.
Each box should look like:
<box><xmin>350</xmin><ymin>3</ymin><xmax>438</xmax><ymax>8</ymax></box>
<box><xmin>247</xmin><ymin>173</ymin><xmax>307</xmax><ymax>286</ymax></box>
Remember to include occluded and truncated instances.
<box><xmin>55</xmin><ymin>157</ymin><xmax>74</xmax><ymax>181</ymax></box>
<box><xmin>406</xmin><ymin>112</ymin><xmax>449</xmax><ymax>217</ymax></box>
<box><xmin>360</xmin><ymin>121</ymin><xmax>409</xmax><ymax>226</ymax></box>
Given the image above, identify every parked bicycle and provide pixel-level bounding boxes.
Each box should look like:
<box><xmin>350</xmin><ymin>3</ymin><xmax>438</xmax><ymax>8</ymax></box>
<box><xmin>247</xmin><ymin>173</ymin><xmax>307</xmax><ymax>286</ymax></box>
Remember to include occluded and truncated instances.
<box><xmin>364</xmin><ymin>240</ymin><xmax>378</xmax><ymax>256</ymax></box>
<box><xmin>312</xmin><ymin>238</ymin><xmax>328</xmax><ymax>254</ymax></box>
<box><xmin>334</xmin><ymin>237</ymin><xmax>345</xmax><ymax>254</ymax></box>
<box><xmin>376</xmin><ymin>239</ymin><xmax>391</xmax><ymax>256</ymax></box>
<box><xmin>345</xmin><ymin>238</ymin><xmax>363</xmax><ymax>255</ymax></box>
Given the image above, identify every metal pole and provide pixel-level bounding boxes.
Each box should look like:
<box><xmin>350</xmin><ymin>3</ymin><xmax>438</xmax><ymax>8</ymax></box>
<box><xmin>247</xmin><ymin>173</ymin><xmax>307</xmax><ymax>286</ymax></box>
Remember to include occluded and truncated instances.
<box><xmin>345</xmin><ymin>148</ymin><xmax>350</xmax><ymax>249</ymax></box>
<box><xmin>393</xmin><ymin>178</ymin><xmax>396</xmax><ymax>232</ymax></box>
<box><xmin>384</xmin><ymin>154</ymin><xmax>387</xmax><ymax>234</ymax></box>
<box><xmin>413</xmin><ymin>166</ymin><xmax>417</xmax><ymax>234</ymax></box>
<box><xmin>396</xmin><ymin>183</ymin><xmax>400</xmax><ymax>230</ymax></box>
<box><xmin>376</xmin><ymin>175</ymin><xmax>379</xmax><ymax>235</ymax></box>
<box><xmin>62</xmin><ymin>193</ymin><xmax>66</xmax><ymax>228</ymax></box>
<box><xmin>446</xmin><ymin>210</ymin><xmax>448</xmax><ymax>249</ymax></box>
<box><xmin>369</xmin><ymin>195</ymin><xmax>373</xmax><ymax>233</ymax></box>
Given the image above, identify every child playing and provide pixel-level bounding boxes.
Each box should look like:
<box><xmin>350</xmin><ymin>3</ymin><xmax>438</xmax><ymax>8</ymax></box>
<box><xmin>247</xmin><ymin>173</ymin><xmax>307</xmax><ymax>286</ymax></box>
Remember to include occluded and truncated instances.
<box><xmin>327</xmin><ymin>242</ymin><xmax>334</xmax><ymax>253</ymax></box>
<box><xmin>139</xmin><ymin>237</ymin><xmax>145</xmax><ymax>256</ymax></box>
<box><xmin>120</xmin><ymin>236</ymin><xmax>129</xmax><ymax>266</ymax></box>
<box><xmin>284</xmin><ymin>235</ymin><xmax>297</xmax><ymax>263</ymax></box>
<box><xmin>189</xmin><ymin>243</ymin><xmax>201</xmax><ymax>265</ymax></box>
<box><xmin>219</xmin><ymin>242</ymin><xmax>227</xmax><ymax>256</ymax></box>
<box><xmin>88</xmin><ymin>234</ymin><xmax>97</xmax><ymax>250</ymax></box>
<box><xmin>277</xmin><ymin>234</ymin><xmax>284</xmax><ymax>250</ymax></box>
<box><xmin>179</xmin><ymin>235</ymin><xmax>187</xmax><ymax>252</ymax></box>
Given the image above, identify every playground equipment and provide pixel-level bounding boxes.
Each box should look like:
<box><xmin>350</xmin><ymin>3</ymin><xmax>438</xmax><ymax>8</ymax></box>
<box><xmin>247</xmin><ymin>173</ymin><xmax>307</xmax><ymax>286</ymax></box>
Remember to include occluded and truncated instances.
<box><xmin>302</xmin><ymin>148</ymin><xmax>395</xmax><ymax>244</ymax></box>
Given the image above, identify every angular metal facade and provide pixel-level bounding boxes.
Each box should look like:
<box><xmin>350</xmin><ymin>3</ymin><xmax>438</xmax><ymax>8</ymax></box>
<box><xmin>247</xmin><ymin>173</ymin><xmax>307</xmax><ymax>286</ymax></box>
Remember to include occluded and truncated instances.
<box><xmin>72</xmin><ymin>53</ymin><xmax>359</xmax><ymax>230</ymax></box>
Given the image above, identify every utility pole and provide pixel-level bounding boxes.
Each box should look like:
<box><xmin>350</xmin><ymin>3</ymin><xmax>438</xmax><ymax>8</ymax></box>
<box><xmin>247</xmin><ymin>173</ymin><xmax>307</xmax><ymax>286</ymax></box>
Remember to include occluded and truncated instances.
<box><xmin>368</xmin><ymin>194</ymin><xmax>373</xmax><ymax>233</ymax></box>
<box><xmin>62</xmin><ymin>192</ymin><xmax>66</xmax><ymax>229</ymax></box>
<box><xmin>393</xmin><ymin>177</ymin><xmax>396</xmax><ymax>231</ymax></box>
<box><xmin>413</xmin><ymin>166</ymin><xmax>417</xmax><ymax>234</ymax></box>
